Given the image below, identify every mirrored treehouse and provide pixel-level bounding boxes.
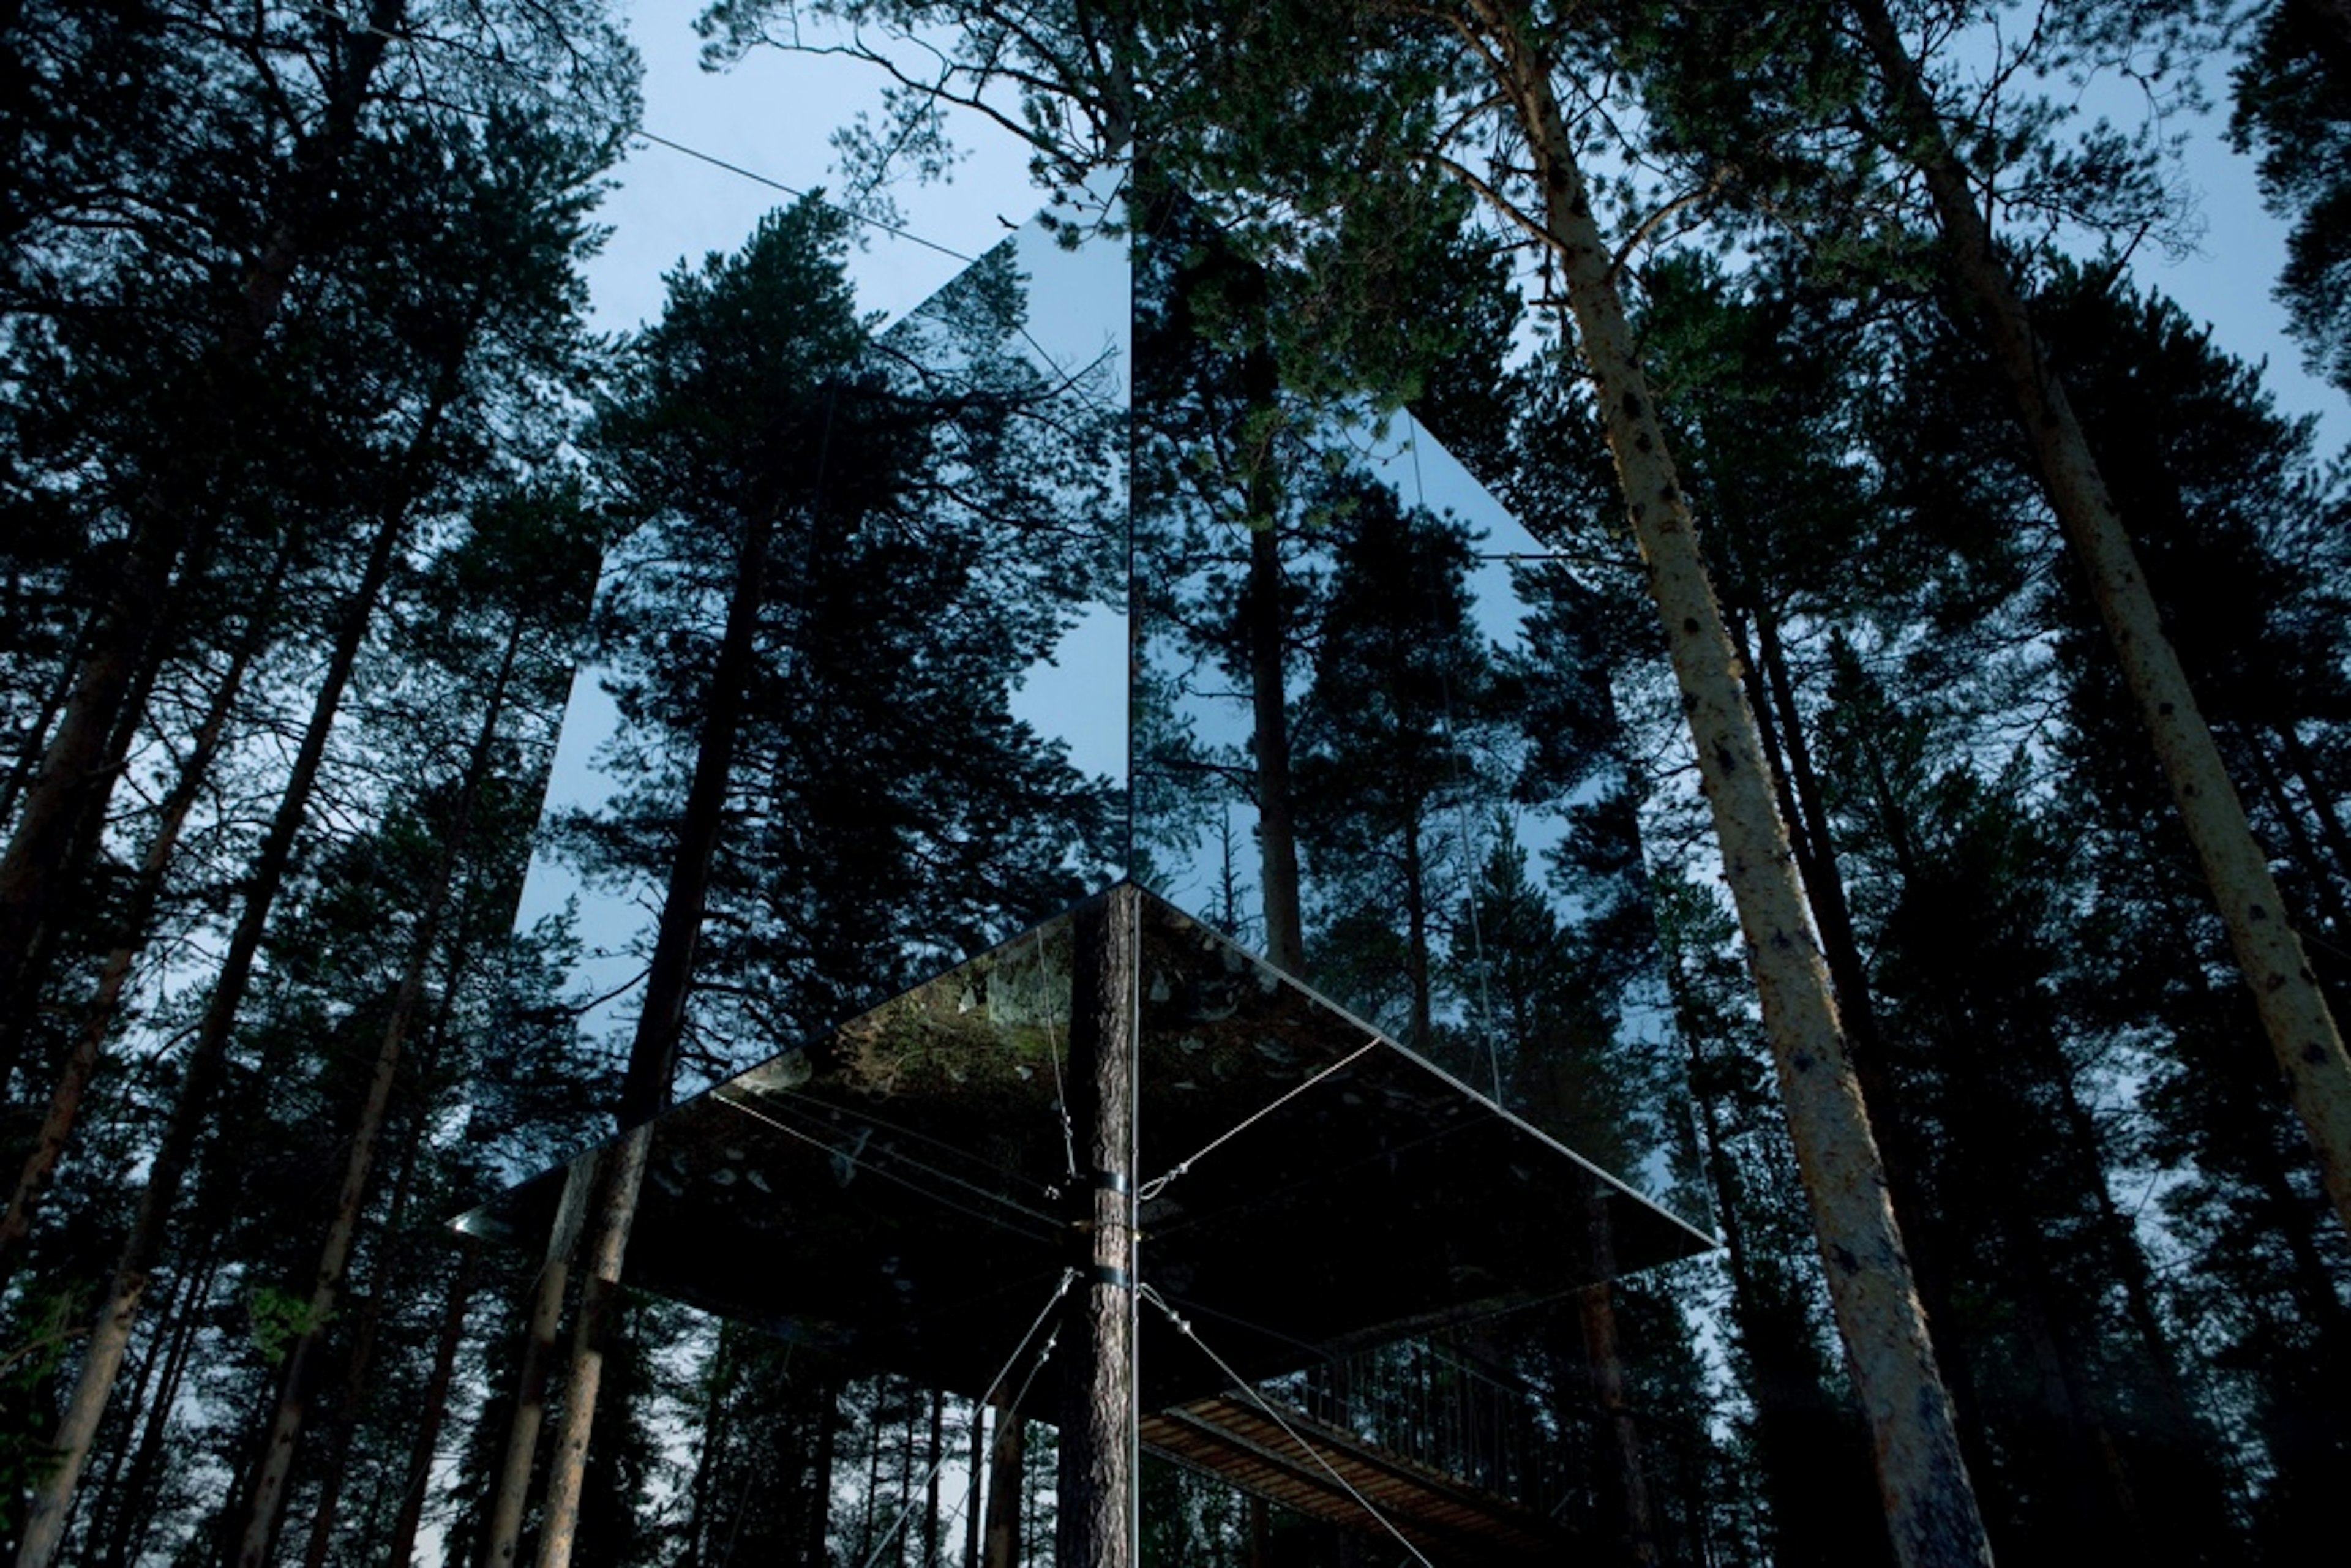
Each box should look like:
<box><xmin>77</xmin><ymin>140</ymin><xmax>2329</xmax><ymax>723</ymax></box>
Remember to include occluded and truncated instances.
<box><xmin>470</xmin><ymin>179</ymin><xmax>1715</xmax><ymax>1565</ymax></box>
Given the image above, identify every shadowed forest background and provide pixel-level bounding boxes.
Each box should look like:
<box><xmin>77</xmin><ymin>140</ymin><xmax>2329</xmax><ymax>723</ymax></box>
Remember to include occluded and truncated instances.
<box><xmin>3</xmin><ymin>2</ymin><xmax>2350</xmax><ymax>1566</ymax></box>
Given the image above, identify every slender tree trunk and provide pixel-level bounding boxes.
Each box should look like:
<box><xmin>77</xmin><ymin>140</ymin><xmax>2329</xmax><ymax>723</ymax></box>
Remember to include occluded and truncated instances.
<box><xmin>982</xmin><ymin>1401</ymin><xmax>1024</xmax><ymax>1568</ymax></box>
<box><xmin>680</xmin><ymin>1327</ymin><xmax>734</xmax><ymax>1568</ymax></box>
<box><xmin>91</xmin><ymin>1239</ymin><xmax>218</xmax><ymax>1568</ymax></box>
<box><xmin>1236</xmin><ymin>327</ymin><xmax>1306</xmax><ymax>977</ymax></box>
<box><xmin>479</xmin><ymin>1154</ymin><xmax>594</xmax><ymax>1568</ymax></box>
<box><xmin>230</xmin><ymin>625</ymin><xmax>521</xmax><ymax>1567</ymax></box>
<box><xmin>0</xmin><ymin>538</ymin><xmax>293</xmax><ymax>1283</ymax></box>
<box><xmin>1455</xmin><ymin>8</ymin><xmax>1992</xmax><ymax>1563</ymax></box>
<box><xmin>1848</xmin><ymin>0</ymin><xmax>2351</xmax><ymax>1238</ymax></box>
<box><xmin>533</xmin><ymin>1127</ymin><xmax>651</xmax><ymax>1568</ymax></box>
<box><xmin>1578</xmin><ymin>1188</ymin><xmax>1659</xmax><ymax>1568</ymax></box>
<box><xmin>1401</xmin><ymin>813</ymin><xmax>1433</xmax><ymax>1052</ymax></box>
<box><xmin>1748</xmin><ymin>615</ymin><xmax>1990</xmax><ymax>1463</ymax></box>
<box><xmin>0</xmin><ymin>609</ymin><xmax>87</xmax><ymax>832</ymax></box>
<box><xmin>0</xmin><ymin>0</ymin><xmax>408</xmax><ymax>1029</ymax></box>
<box><xmin>2276</xmin><ymin>722</ymin><xmax>2351</xmax><ymax>891</ymax></box>
<box><xmin>2242</xmin><ymin>730</ymin><xmax>2351</xmax><ymax>939</ymax></box>
<box><xmin>923</xmin><ymin>1386</ymin><xmax>945</xmax><ymax>1566</ymax></box>
<box><xmin>384</xmin><ymin>1239</ymin><xmax>480</xmax><ymax>1568</ymax></box>
<box><xmin>528</xmin><ymin>476</ymin><xmax>782</xmax><ymax>1559</ymax></box>
<box><xmin>288</xmin><ymin>1287</ymin><xmax>380</xmax><ymax>1568</ymax></box>
<box><xmin>809</xmin><ymin>1376</ymin><xmax>841</xmax><ymax>1565</ymax></box>
<box><xmin>860</xmin><ymin>1382</ymin><xmax>888</xmax><ymax>1557</ymax></box>
<box><xmin>964</xmin><ymin>1401</ymin><xmax>985</xmax><ymax>1568</ymax></box>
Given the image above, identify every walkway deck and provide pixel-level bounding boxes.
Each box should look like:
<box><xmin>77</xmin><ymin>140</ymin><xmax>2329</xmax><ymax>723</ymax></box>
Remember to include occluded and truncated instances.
<box><xmin>1140</xmin><ymin>1392</ymin><xmax>1574</xmax><ymax>1565</ymax></box>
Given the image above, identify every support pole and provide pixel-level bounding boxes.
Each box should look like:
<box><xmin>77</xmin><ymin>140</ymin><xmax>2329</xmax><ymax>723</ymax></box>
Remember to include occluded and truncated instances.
<box><xmin>1057</xmin><ymin>885</ymin><xmax>1138</xmax><ymax>1567</ymax></box>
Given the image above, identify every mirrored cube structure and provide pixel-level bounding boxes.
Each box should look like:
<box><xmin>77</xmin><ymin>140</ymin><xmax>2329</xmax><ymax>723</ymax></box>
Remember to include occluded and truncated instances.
<box><xmin>476</xmin><ymin>180</ymin><xmax>1715</xmax><ymax>1551</ymax></box>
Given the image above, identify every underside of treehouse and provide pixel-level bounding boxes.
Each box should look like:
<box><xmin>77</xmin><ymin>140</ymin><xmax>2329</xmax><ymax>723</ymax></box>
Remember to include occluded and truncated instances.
<box><xmin>461</xmin><ymin>884</ymin><xmax>1712</xmax><ymax>1546</ymax></box>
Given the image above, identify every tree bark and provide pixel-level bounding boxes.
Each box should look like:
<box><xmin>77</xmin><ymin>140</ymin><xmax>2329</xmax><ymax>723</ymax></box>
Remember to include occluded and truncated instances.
<box><xmin>964</xmin><ymin>1400</ymin><xmax>986</xmax><ymax>1568</ymax></box>
<box><xmin>1247</xmin><ymin>523</ymin><xmax>1305</xmax><ymax>975</ymax></box>
<box><xmin>923</xmin><ymin>1386</ymin><xmax>945</xmax><ymax>1566</ymax></box>
<box><xmin>1847</xmin><ymin>0</ymin><xmax>2351</xmax><ymax>1239</ymax></box>
<box><xmin>1455</xmin><ymin>7</ymin><xmax>1992</xmax><ymax>1564</ymax></box>
<box><xmin>1056</xmin><ymin>885</ymin><xmax>1138</xmax><ymax>1568</ymax></box>
<box><xmin>479</xmin><ymin>1155</ymin><xmax>594</xmax><ymax>1568</ymax></box>
<box><xmin>92</xmin><ymin>1240</ymin><xmax>218</xmax><ymax>1568</ymax></box>
<box><xmin>1578</xmin><ymin>1188</ymin><xmax>1659</xmax><ymax>1567</ymax></box>
<box><xmin>982</xmin><ymin>1400</ymin><xmax>1025</xmax><ymax>1568</ymax></box>
<box><xmin>532</xmin><ymin>1126</ymin><xmax>652</xmax><ymax>1568</ymax></box>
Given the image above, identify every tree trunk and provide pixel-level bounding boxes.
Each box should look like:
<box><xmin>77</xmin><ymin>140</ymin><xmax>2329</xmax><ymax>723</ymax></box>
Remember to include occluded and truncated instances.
<box><xmin>1401</xmin><ymin>811</ymin><xmax>1433</xmax><ymax>1053</ymax></box>
<box><xmin>680</xmin><ymin>1328</ymin><xmax>735</xmax><ymax>1568</ymax></box>
<box><xmin>479</xmin><ymin>1154</ymin><xmax>594</xmax><ymax>1568</ymax></box>
<box><xmin>1578</xmin><ymin>1188</ymin><xmax>1659</xmax><ymax>1568</ymax></box>
<box><xmin>1848</xmin><ymin>0</ymin><xmax>2351</xmax><ymax>1239</ymax></box>
<box><xmin>923</xmin><ymin>1386</ymin><xmax>945</xmax><ymax>1566</ymax></box>
<box><xmin>1241</xmin><ymin>373</ymin><xmax>1305</xmax><ymax>975</ymax></box>
<box><xmin>1457</xmin><ymin>7</ymin><xmax>1992</xmax><ymax>1563</ymax></box>
<box><xmin>533</xmin><ymin>1126</ymin><xmax>652</xmax><ymax>1568</ymax></box>
<box><xmin>982</xmin><ymin>1401</ymin><xmax>1024</xmax><ymax>1568</ymax></box>
<box><xmin>527</xmin><ymin>478</ymin><xmax>781</xmax><ymax>1560</ymax></box>
<box><xmin>93</xmin><ymin>1241</ymin><xmax>219</xmax><ymax>1568</ymax></box>
<box><xmin>1056</xmin><ymin>885</ymin><xmax>1138</xmax><ymax>1568</ymax></box>
<box><xmin>230</xmin><ymin>623</ymin><xmax>521</xmax><ymax>1567</ymax></box>
<box><xmin>17</xmin><ymin>468</ymin><xmax>430</xmax><ymax>1568</ymax></box>
<box><xmin>384</xmin><ymin>1239</ymin><xmax>480</xmax><ymax>1568</ymax></box>
<box><xmin>2277</xmin><ymin>722</ymin><xmax>2351</xmax><ymax>894</ymax></box>
<box><xmin>2243</xmin><ymin>729</ymin><xmax>2351</xmax><ymax>940</ymax></box>
<box><xmin>290</xmin><ymin>1286</ymin><xmax>381</xmax><ymax>1568</ymax></box>
<box><xmin>964</xmin><ymin>1401</ymin><xmax>985</xmax><ymax>1568</ymax></box>
<box><xmin>809</xmin><ymin>1377</ymin><xmax>841</xmax><ymax>1565</ymax></box>
<box><xmin>0</xmin><ymin>609</ymin><xmax>86</xmax><ymax>832</ymax></box>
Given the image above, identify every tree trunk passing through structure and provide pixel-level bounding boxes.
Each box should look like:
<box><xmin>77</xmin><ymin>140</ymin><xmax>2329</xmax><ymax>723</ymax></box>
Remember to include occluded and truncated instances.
<box><xmin>1056</xmin><ymin>885</ymin><xmax>1139</xmax><ymax>1568</ymax></box>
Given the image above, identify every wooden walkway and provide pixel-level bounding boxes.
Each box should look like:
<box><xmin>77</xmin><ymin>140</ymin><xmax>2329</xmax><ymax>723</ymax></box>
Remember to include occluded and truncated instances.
<box><xmin>1139</xmin><ymin>1394</ymin><xmax>1572</xmax><ymax>1565</ymax></box>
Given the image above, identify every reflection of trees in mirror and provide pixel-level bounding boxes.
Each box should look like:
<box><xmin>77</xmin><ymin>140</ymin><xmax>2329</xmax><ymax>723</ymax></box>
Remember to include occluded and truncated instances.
<box><xmin>569</xmin><ymin>201</ymin><xmax>1126</xmax><ymax>1103</ymax></box>
<box><xmin>1293</xmin><ymin>482</ymin><xmax>1507</xmax><ymax>1062</ymax></box>
<box><xmin>1133</xmin><ymin>221</ymin><xmax>1689</xmax><ymax>1194</ymax></box>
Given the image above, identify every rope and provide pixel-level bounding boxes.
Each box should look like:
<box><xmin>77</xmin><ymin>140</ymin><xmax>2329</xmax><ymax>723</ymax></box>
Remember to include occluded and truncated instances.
<box><xmin>1137</xmin><ymin>1037</ymin><xmax>1379</xmax><ymax>1202</ymax></box>
<box><xmin>1138</xmin><ymin>1285</ymin><xmax>1437</xmax><ymax>1568</ymax></box>
<box><xmin>1035</xmin><ymin>926</ymin><xmax>1080</xmax><ymax>1182</ymax></box>
<box><xmin>854</xmin><ymin>1268</ymin><xmax>1074</xmax><ymax>1568</ymax></box>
